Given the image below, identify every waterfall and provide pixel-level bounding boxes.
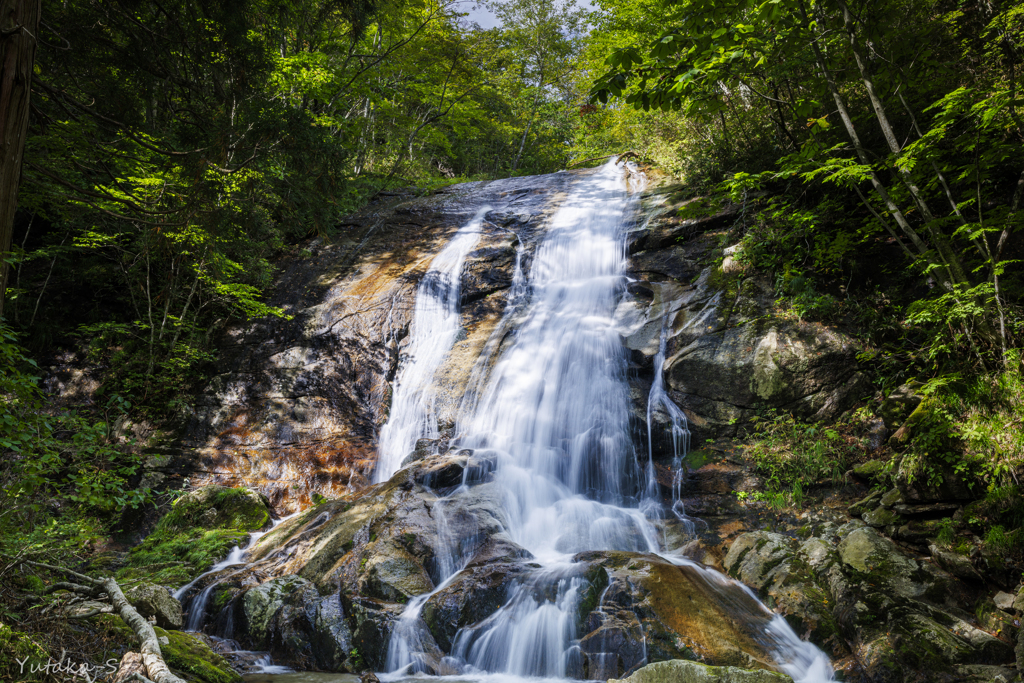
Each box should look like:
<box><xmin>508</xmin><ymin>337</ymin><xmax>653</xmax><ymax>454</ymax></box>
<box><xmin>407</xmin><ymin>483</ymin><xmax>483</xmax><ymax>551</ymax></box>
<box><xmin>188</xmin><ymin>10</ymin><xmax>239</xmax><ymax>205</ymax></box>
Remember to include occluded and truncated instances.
<box><xmin>380</xmin><ymin>160</ymin><xmax>834</xmax><ymax>683</ymax></box>
<box><xmin>176</xmin><ymin>512</ymin><xmax>298</xmax><ymax>633</ymax></box>
<box><xmin>375</xmin><ymin>208</ymin><xmax>490</xmax><ymax>482</ymax></box>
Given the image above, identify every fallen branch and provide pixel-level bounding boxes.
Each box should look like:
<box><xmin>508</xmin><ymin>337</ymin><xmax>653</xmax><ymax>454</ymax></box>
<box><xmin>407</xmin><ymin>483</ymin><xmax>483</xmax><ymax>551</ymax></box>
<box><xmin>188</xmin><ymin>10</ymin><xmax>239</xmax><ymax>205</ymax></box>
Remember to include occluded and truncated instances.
<box><xmin>21</xmin><ymin>560</ymin><xmax>186</xmax><ymax>683</ymax></box>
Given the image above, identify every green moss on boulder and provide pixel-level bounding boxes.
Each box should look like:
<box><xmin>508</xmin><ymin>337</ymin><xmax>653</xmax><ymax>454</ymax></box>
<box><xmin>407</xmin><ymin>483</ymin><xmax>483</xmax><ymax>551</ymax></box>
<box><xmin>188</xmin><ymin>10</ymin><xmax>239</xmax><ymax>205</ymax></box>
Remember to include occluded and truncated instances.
<box><xmin>0</xmin><ymin>621</ymin><xmax>49</xmax><ymax>681</ymax></box>
<box><xmin>123</xmin><ymin>486</ymin><xmax>271</xmax><ymax>587</ymax></box>
<box><xmin>155</xmin><ymin>627</ymin><xmax>242</xmax><ymax>683</ymax></box>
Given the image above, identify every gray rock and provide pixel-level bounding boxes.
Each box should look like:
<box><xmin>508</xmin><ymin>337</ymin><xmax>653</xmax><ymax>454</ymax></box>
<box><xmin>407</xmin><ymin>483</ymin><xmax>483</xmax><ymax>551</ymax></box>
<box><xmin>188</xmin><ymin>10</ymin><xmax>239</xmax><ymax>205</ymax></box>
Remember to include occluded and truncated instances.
<box><xmin>928</xmin><ymin>544</ymin><xmax>983</xmax><ymax>583</ymax></box>
<box><xmin>608</xmin><ymin>659</ymin><xmax>792</xmax><ymax>683</ymax></box>
<box><xmin>994</xmin><ymin>591</ymin><xmax>1015</xmax><ymax>611</ymax></box>
<box><xmin>125</xmin><ymin>583</ymin><xmax>183</xmax><ymax>630</ymax></box>
<box><xmin>312</xmin><ymin>592</ymin><xmax>354</xmax><ymax>671</ymax></box>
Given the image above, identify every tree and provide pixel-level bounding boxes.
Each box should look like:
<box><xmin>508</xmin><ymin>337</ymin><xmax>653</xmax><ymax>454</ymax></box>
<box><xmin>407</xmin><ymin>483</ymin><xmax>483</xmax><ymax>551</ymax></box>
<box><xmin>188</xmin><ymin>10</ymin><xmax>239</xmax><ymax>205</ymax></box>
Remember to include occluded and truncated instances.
<box><xmin>591</xmin><ymin>0</ymin><xmax>1024</xmax><ymax>365</ymax></box>
<box><xmin>483</xmin><ymin>0</ymin><xmax>588</xmax><ymax>174</ymax></box>
<box><xmin>0</xmin><ymin>0</ymin><xmax>40</xmax><ymax>321</ymax></box>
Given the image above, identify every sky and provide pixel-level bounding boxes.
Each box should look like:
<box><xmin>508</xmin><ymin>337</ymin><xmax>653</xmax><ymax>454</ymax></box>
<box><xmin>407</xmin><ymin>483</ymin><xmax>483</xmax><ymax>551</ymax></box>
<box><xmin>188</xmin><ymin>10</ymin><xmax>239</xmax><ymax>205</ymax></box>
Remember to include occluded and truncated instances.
<box><xmin>461</xmin><ymin>1</ymin><xmax>500</xmax><ymax>28</ymax></box>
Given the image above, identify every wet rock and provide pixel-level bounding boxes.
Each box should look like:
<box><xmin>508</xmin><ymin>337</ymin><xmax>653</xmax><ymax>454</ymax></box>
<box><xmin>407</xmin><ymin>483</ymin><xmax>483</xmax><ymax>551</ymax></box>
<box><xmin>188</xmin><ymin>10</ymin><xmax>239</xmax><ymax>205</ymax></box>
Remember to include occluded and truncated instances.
<box><xmin>182</xmin><ymin>172</ymin><xmax>576</xmax><ymax>506</ymax></box>
<box><xmin>241</xmin><ymin>574</ymin><xmax>319</xmax><ymax>667</ymax></box>
<box><xmin>608</xmin><ymin>658</ymin><xmax>792</xmax><ymax>683</ymax></box>
<box><xmin>724</xmin><ymin>533</ymin><xmax>844</xmax><ymax>655</ymax></box>
<box><xmin>422</xmin><ymin>562</ymin><xmax>526</xmax><ymax>651</ymax></box>
<box><xmin>312</xmin><ymin>592</ymin><xmax>355</xmax><ymax>671</ymax></box>
<box><xmin>573</xmin><ymin>551</ymin><xmax>780</xmax><ymax>670</ymax></box>
<box><xmin>346</xmin><ymin>596</ymin><xmax>401</xmax><ymax>671</ymax></box>
<box><xmin>124</xmin><ymin>583</ymin><xmax>183</xmax><ymax>630</ymax></box>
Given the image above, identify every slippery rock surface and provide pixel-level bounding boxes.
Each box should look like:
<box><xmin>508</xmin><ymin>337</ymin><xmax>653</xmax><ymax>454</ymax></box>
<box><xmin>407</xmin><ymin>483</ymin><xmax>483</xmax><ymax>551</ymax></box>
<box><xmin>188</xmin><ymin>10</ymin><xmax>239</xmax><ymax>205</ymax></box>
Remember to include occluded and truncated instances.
<box><xmin>723</xmin><ymin>521</ymin><xmax>1016</xmax><ymax>682</ymax></box>
<box><xmin>621</xmin><ymin>185</ymin><xmax>870</xmax><ymax>451</ymax></box>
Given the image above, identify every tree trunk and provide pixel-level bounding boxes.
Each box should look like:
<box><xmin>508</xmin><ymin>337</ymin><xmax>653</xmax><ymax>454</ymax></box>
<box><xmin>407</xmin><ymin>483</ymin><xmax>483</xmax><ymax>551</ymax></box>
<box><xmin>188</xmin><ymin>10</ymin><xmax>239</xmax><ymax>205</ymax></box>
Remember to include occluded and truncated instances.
<box><xmin>0</xmin><ymin>0</ymin><xmax>40</xmax><ymax>321</ymax></box>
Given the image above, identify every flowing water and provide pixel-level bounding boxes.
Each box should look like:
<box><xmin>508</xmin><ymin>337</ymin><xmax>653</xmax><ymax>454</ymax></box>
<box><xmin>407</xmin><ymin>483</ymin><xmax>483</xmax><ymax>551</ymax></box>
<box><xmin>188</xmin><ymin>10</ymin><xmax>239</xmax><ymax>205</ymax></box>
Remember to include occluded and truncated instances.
<box><xmin>176</xmin><ymin>513</ymin><xmax>299</xmax><ymax>633</ymax></box>
<box><xmin>375</xmin><ymin>208</ymin><xmax>490</xmax><ymax>482</ymax></box>
<box><xmin>374</xmin><ymin>160</ymin><xmax>834</xmax><ymax>683</ymax></box>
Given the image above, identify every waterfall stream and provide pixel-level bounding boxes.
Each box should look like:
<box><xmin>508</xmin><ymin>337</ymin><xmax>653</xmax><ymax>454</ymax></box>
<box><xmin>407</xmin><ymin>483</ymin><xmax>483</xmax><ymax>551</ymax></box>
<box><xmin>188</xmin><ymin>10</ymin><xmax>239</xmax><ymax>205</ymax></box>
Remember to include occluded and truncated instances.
<box><xmin>375</xmin><ymin>208</ymin><xmax>490</xmax><ymax>482</ymax></box>
<box><xmin>377</xmin><ymin>160</ymin><xmax>835</xmax><ymax>683</ymax></box>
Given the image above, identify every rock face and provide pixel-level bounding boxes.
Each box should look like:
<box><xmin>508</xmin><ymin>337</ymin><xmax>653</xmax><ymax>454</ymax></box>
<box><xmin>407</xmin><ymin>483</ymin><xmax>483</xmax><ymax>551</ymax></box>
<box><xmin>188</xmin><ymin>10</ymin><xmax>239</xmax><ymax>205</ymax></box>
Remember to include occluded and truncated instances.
<box><xmin>609</xmin><ymin>659</ymin><xmax>793</xmax><ymax>683</ymax></box>
<box><xmin>162</xmin><ymin>176</ymin><xmax>576</xmax><ymax>509</ymax></box>
<box><xmin>723</xmin><ymin>522</ymin><xmax>1016</xmax><ymax>682</ymax></box>
<box><xmin>621</xmin><ymin>186</ymin><xmax>870</xmax><ymax>451</ymax></box>
<box><xmin>125</xmin><ymin>583</ymin><xmax>183</xmax><ymax>630</ymax></box>
<box><xmin>146</xmin><ymin>168</ymin><xmax>888</xmax><ymax>679</ymax></box>
<box><xmin>177</xmin><ymin>452</ymin><xmax>801</xmax><ymax>677</ymax></box>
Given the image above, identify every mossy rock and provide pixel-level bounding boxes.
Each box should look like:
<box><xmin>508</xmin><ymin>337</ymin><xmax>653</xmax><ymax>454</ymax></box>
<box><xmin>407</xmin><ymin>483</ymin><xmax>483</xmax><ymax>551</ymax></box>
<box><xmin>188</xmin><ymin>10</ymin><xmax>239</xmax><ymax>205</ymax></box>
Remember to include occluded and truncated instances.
<box><xmin>610</xmin><ymin>658</ymin><xmax>792</xmax><ymax>683</ymax></box>
<box><xmin>162</xmin><ymin>486</ymin><xmax>271</xmax><ymax>533</ymax></box>
<box><xmin>155</xmin><ymin>627</ymin><xmax>242</xmax><ymax>683</ymax></box>
<box><xmin>123</xmin><ymin>486</ymin><xmax>270</xmax><ymax>587</ymax></box>
<box><xmin>90</xmin><ymin>615</ymin><xmax>240</xmax><ymax>683</ymax></box>
<box><xmin>0</xmin><ymin>621</ymin><xmax>50</xmax><ymax>682</ymax></box>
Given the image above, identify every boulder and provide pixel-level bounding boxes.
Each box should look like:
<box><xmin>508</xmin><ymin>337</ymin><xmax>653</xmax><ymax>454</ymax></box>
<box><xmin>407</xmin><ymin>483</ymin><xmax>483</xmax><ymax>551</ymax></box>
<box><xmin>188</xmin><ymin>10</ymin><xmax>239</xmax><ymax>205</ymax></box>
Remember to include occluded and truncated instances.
<box><xmin>724</xmin><ymin>524</ymin><xmax>1015</xmax><ymax>682</ymax></box>
<box><xmin>609</xmin><ymin>659</ymin><xmax>792</xmax><ymax>683</ymax></box>
<box><xmin>125</xmin><ymin>583</ymin><xmax>183</xmax><ymax>630</ymax></box>
<box><xmin>876</xmin><ymin>382</ymin><xmax>923</xmax><ymax>429</ymax></box>
<box><xmin>241</xmin><ymin>574</ymin><xmax>320</xmax><ymax>667</ymax></box>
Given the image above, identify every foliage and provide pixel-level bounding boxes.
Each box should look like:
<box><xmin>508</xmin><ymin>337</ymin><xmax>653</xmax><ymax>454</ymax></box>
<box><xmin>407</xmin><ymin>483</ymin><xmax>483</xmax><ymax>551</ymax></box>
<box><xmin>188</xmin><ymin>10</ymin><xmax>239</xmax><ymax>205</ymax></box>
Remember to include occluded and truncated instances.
<box><xmin>591</xmin><ymin>0</ymin><xmax>1024</xmax><ymax>370</ymax></box>
<box><xmin>745</xmin><ymin>409</ymin><xmax>860</xmax><ymax>506</ymax></box>
<box><xmin>123</xmin><ymin>487</ymin><xmax>269</xmax><ymax>587</ymax></box>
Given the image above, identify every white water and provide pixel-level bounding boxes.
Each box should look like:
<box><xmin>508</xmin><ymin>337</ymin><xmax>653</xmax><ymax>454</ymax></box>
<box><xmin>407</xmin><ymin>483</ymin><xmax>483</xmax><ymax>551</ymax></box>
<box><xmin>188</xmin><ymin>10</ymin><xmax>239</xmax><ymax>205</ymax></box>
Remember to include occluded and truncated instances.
<box><xmin>375</xmin><ymin>208</ymin><xmax>490</xmax><ymax>482</ymax></box>
<box><xmin>378</xmin><ymin>160</ymin><xmax>833</xmax><ymax>682</ymax></box>
<box><xmin>176</xmin><ymin>512</ymin><xmax>299</xmax><ymax>632</ymax></box>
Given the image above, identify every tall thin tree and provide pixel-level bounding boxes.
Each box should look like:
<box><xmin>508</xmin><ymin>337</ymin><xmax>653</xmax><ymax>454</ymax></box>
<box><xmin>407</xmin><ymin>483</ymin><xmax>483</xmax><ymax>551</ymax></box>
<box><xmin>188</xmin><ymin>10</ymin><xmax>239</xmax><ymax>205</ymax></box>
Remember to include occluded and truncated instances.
<box><xmin>0</xmin><ymin>0</ymin><xmax>40</xmax><ymax>320</ymax></box>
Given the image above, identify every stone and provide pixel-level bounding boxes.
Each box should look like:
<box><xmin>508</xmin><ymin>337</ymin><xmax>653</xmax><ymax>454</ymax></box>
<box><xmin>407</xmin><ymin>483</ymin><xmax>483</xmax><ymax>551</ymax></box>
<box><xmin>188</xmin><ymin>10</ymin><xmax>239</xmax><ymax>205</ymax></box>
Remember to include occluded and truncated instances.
<box><xmin>861</xmin><ymin>506</ymin><xmax>898</xmax><ymax>528</ymax></box>
<box><xmin>892</xmin><ymin>502</ymin><xmax>960</xmax><ymax>516</ymax></box>
<box><xmin>1014</xmin><ymin>587</ymin><xmax>1024</xmax><ymax>613</ymax></box>
<box><xmin>241</xmin><ymin>574</ymin><xmax>318</xmax><ymax>662</ymax></box>
<box><xmin>155</xmin><ymin>626</ymin><xmax>243</xmax><ymax>683</ymax></box>
<box><xmin>994</xmin><ymin>591</ymin><xmax>1015</xmax><ymax>611</ymax></box>
<box><xmin>125</xmin><ymin>583</ymin><xmax>183</xmax><ymax>630</ymax></box>
<box><xmin>876</xmin><ymin>382</ymin><xmax>923</xmax><ymax>429</ymax></box>
<box><xmin>847</xmin><ymin>489</ymin><xmax>881</xmax><ymax>517</ymax></box>
<box><xmin>879</xmin><ymin>488</ymin><xmax>904</xmax><ymax>508</ymax></box>
<box><xmin>608</xmin><ymin>659</ymin><xmax>792</xmax><ymax>683</ymax></box>
<box><xmin>851</xmin><ymin>459</ymin><xmax>885</xmax><ymax>480</ymax></box>
<box><xmin>928</xmin><ymin>544</ymin><xmax>983</xmax><ymax>583</ymax></box>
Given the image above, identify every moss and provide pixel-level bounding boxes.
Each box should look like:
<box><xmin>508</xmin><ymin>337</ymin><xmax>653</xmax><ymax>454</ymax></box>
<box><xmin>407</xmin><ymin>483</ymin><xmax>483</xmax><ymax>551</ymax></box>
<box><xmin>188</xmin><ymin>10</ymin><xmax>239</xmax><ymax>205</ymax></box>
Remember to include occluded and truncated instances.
<box><xmin>155</xmin><ymin>627</ymin><xmax>242</xmax><ymax>683</ymax></box>
<box><xmin>0</xmin><ymin>621</ymin><xmax>50</xmax><ymax>682</ymax></box>
<box><xmin>122</xmin><ymin>486</ymin><xmax>268</xmax><ymax>587</ymax></box>
<box><xmin>161</xmin><ymin>486</ymin><xmax>270</xmax><ymax>533</ymax></box>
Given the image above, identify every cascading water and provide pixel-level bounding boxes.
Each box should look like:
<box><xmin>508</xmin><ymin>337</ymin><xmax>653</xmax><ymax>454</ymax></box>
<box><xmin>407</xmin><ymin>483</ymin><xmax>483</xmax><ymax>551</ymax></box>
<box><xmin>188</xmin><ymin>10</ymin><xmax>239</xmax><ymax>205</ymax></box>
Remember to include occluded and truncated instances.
<box><xmin>379</xmin><ymin>159</ymin><xmax>833</xmax><ymax>683</ymax></box>
<box><xmin>175</xmin><ymin>513</ymin><xmax>298</xmax><ymax>633</ymax></box>
<box><xmin>375</xmin><ymin>208</ymin><xmax>490</xmax><ymax>482</ymax></box>
<box><xmin>645</xmin><ymin>315</ymin><xmax>698</xmax><ymax>536</ymax></box>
